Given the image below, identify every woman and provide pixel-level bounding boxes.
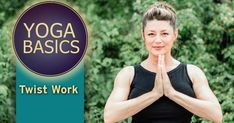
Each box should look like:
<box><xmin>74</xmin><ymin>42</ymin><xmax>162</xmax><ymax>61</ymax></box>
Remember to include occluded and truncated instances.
<box><xmin>104</xmin><ymin>2</ymin><xmax>223</xmax><ymax>123</ymax></box>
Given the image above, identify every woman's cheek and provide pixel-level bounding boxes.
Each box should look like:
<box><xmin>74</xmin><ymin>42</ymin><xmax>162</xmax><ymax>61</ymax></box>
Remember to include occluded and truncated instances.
<box><xmin>145</xmin><ymin>41</ymin><xmax>151</xmax><ymax>49</ymax></box>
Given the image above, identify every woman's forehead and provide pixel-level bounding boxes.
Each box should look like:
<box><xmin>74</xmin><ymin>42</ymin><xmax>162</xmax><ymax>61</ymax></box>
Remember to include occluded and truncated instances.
<box><xmin>144</xmin><ymin>20</ymin><xmax>173</xmax><ymax>31</ymax></box>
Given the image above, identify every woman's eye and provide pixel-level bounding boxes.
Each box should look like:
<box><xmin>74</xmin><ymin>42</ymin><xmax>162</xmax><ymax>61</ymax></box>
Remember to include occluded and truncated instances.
<box><xmin>148</xmin><ymin>33</ymin><xmax>154</xmax><ymax>36</ymax></box>
<box><xmin>162</xmin><ymin>33</ymin><xmax>169</xmax><ymax>36</ymax></box>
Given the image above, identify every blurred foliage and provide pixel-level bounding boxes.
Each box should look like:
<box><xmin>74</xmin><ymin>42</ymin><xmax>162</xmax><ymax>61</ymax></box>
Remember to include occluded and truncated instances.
<box><xmin>0</xmin><ymin>0</ymin><xmax>29</xmax><ymax>122</ymax></box>
<box><xmin>0</xmin><ymin>0</ymin><xmax>233</xmax><ymax>123</ymax></box>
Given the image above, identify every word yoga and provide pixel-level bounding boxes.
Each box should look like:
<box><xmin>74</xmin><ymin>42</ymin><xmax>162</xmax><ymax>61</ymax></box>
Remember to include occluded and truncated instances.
<box><xmin>23</xmin><ymin>23</ymin><xmax>80</xmax><ymax>54</ymax></box>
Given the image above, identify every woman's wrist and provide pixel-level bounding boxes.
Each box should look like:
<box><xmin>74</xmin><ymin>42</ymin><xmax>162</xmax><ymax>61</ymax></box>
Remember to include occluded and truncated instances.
<box><xmin>150</xmin><ymin>90</ymin><xmax>163</xmax><ymax>100</ymax></box>
<box><xmin>165</xmin><ymin>89</ymin><xmax>177</xmax><ymax>99</ymax></box>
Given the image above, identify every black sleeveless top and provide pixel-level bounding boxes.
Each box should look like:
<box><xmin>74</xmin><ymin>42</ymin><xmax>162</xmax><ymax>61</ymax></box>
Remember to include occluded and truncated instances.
<box><xmin>128</xmin><ymin>64</ymin><xmax>196</xmax><ymax>123</ymax></box>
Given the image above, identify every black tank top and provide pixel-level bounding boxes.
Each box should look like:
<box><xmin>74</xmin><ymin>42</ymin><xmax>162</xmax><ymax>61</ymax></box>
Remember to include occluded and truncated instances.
<box><xmin>128</xmin><ymin>64</ymin><xmax>196</xmax><ymax>123</ymax></box>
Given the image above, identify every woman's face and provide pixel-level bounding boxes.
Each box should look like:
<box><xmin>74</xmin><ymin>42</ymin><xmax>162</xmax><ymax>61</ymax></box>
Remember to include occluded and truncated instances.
<box><xmin>142</xmin><ymin>20</ymin><xmax>177</xmax><ymax>56</ymax></box>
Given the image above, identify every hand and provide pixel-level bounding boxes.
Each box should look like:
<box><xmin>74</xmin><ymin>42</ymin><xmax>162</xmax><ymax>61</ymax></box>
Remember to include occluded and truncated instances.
<box><xmin>159</xmin><ymin>55</ymin><xmax>176</xmax><ymax>97</ymax></box>
<box><xmin>152</xmin><ymin>55</ymin><xmax>163</xmax><ymax>97</ymax></box>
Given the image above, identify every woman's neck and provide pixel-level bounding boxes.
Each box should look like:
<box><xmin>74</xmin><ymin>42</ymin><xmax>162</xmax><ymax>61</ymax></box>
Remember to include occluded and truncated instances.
<box><xmin>143</xmin><ymin>53</ymin><xmax>180</xmax><ymax>72</ymax></box>
<box><xmin>147</xmin><ymin>53</ymin><xmax>174</xmax><ymax>66</ymax></box>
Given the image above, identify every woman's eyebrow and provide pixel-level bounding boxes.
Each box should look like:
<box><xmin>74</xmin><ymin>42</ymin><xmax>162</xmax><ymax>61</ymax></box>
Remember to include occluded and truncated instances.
<box><xmin>148</xmin><ymin>29</ymin><xmax>157</xmax><ymax>32</ymax></box>
<box><xmin>146</xmin><ymin>29</ymin><xmax>169</xmax><ymax>32</ymax></box>
<box><xmin>161</xmin><ymin>29</ymin><xmax>168</xmax><ymax>32</ymax></box>
<box><xmin>146</xmin><ymin>30</ymin><xmax>156</xmax><ymax>32</ymax></box>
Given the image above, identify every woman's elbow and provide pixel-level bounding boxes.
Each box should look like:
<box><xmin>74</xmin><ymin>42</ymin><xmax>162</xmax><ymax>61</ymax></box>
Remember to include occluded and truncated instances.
<box><xmin>213</xmin><ymin>112</ymin><xmax>223</xmax><ymax>123</ymax></box>
<box><xmin>104</xmin><ymin>108</ymin><xmax>115</xmax><ymax>123</ymax></box>
<box><xmin>104</xmin><ymin>114</ymin><xmax>112</xmax><ymax>123</ymax></box>
<box><xmin>212</xmin><ymin>107</ymin><xmax>223</xmax><ymax>123</ymax></box>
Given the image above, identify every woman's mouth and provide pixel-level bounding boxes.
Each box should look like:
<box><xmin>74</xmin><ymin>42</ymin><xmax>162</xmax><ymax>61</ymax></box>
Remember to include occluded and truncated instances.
<box><xmin>152</xmin><ymin>46</ymin><xmax>164</xmax><ymax>50</ymax></box>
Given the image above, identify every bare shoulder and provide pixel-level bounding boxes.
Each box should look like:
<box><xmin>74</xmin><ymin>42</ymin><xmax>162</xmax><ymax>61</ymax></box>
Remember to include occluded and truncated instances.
<box><xmin>187</xmin><ymin>64</ymin><xmax>208</xmax><ymax>84</ymax></box>
<box><xmin>114</xmin><ymin>66</ymin><xmax>135</xmax><ymax>87</ymax></box>
<box><xmin>116</xmin><ymin>66</ymin><xmax>134</xmax><ymax>79</ymax></box>
<box><xmin>187</xmin><ymin>64</ymin><xmax>204</xmax><ymax>74</ymax></box>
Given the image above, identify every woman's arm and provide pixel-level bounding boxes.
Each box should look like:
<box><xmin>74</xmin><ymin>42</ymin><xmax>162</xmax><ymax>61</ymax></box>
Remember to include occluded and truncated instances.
<box><xmin>166</xmin><ymin>64</ymin><xmax>223</xmax><ymax>123</ymax></box>
<box><xmin>104</xmin><ymin>66</ymin><xmax>163</xmax><ymax>123</ymax></box>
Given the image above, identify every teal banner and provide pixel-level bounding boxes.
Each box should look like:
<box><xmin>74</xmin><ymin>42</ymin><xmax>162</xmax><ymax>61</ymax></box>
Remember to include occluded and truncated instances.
<box><xmin>13</xmin><ymin>2</ymin><xmax>87</xmax><ymax>123</ymax></box>
<box><xmin>16</xmin><ymin>60</ymin><xmax>84</xmax><ymax>123</ymax></box>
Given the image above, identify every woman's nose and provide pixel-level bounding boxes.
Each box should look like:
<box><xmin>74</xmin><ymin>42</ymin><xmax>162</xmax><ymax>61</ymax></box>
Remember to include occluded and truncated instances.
<box><xmin>153</xmin><ymin>36</ymin><xmax>162</xmax><ymax>43</ymax></box>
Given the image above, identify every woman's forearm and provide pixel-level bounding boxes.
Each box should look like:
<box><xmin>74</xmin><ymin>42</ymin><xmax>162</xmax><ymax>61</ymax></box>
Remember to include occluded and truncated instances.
<box><xmin>104</xmin><ymin>91</ymin><xmax>161</xmax><ymax>123</ymax></box>
<box><xmin>168</xmin><ymin>91</ymin><xmax>222</xmax><ymax>123</ymax></box>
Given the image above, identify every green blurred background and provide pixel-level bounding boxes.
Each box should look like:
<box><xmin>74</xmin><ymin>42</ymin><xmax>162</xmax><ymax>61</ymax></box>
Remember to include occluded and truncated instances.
<box><xmin>0</xmin><ymin>0</ymin><xmax>233</xmax><ymax>123</ymax></box>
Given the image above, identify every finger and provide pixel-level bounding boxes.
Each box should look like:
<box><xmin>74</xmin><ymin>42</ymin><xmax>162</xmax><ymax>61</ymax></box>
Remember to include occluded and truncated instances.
<box><xmin>156</xmin><ymin>55</ymin><xmax>162</xmax><ymax>82</ymax></box>
<box><xmin>157</xmin><ymin>54</ymin><xmax>162</xmax><ymax>68</ymax></box>
<box><xmin>160</xmin><ymin>55</ymin><xmax>169</xmax><ymax>81</ymax></box>
<box><xmin>159</xmin><ymin>55</ymin><xmax>164</xmax><ymax>75</ymax></box>
<box><xmin>161</xmin><ymin>65</ymin><xmax>167</xmax><ymax>80</ymax></box>
<box><xmin>161</xmin><ymin>55</ymin><xmax>165</xmax><ymax>67</ymax></box>
<box><xmin>157</xmin><ymin>55</ymin><xmax>162</xmax><ymax>74</ymax></box>
<box><xmin>161</xmin><ymin>65</ymin><xmax>170</xmax><ymax>83</ymax></box>
<box><xmin>156</xmin><ymin>67</ymin><xmax>162</xmax><ymax>81</ymax></box>
<box><xmin>158</xmin><ymin>55</ymin><xmax>163</xmax><ymax>86</ymax></box>
<box><xmin>160</xmin><ymin>55</ymin><xmax>166</xmax><ymax>74</ymax></box>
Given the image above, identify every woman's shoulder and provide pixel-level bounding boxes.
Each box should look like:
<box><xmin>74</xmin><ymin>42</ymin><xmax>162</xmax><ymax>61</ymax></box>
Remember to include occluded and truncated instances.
<box><xmin>118</xmin><ymin>66</ymin><xmax>134</xmax><ymax>75</ymax></box>
<box><xmin>114</xmin><ymin>66</ymin><xmax>135</xmax><ymax>85</ymax></box>
<box><xmin>186</xmin><ymin>64</ymin><xmax>204</xmax><ymax>74</ymax></box>
<box><xmin>186</xmin><ymin>64</ymin><xmax>207</xmax><ymax>84</ymax></box>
